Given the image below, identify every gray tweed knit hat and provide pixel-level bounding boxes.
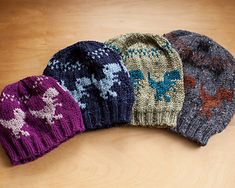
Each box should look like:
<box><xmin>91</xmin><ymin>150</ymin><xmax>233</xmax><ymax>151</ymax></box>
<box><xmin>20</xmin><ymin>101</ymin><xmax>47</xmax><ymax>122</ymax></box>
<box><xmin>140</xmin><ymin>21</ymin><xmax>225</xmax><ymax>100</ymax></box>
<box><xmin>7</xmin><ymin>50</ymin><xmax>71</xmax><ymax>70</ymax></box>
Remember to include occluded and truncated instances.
<box><xmin>164</xmin><ymin>30</ymin><xmax>235</xmax><ymax>145</ymax></box>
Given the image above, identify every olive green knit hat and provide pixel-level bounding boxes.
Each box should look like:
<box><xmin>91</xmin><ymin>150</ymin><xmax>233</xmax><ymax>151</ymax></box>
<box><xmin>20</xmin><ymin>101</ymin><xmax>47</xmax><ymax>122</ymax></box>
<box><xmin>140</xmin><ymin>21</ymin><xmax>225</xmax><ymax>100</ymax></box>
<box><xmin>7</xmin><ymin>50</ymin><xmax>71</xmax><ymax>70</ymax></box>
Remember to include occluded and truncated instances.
<box><xmin>105</xmin><ymin>33</ymin><xmax>185</xmax><ymax>127</ymax></box>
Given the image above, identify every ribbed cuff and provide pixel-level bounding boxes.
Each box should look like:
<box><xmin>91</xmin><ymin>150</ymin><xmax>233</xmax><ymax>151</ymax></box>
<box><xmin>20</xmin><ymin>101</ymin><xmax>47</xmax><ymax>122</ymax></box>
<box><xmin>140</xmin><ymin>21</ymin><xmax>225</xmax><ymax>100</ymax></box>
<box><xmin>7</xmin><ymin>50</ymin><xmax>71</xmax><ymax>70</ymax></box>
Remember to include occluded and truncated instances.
<box><xmin>131</xmin><ymin>109</ymin><xmax>178</xmax><ymax>127</ymax></box>
<box><xmin>82</xmin><ymin>100</ymin><xmax>133</xmax><ymax>130</ymax></box>
<box><xmin>172</xmin><ymin>121</ymin><xmax>217</xmax><ymax>146</ymax></box>
<box><xmin>0</xmin><ymin>117</ymin><xmax>85</xmax><ymax>165</ymax></box>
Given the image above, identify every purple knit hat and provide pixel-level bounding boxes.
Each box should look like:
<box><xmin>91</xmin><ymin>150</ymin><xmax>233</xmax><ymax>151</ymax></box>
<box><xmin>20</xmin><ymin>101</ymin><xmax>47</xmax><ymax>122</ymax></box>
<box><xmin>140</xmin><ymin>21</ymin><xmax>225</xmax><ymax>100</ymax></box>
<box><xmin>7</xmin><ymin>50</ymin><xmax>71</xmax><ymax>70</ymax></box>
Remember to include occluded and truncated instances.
<box><xmin>0</xmin><ymin>75</ymin><xmax>85</xmax><ymax>165</ymax></box>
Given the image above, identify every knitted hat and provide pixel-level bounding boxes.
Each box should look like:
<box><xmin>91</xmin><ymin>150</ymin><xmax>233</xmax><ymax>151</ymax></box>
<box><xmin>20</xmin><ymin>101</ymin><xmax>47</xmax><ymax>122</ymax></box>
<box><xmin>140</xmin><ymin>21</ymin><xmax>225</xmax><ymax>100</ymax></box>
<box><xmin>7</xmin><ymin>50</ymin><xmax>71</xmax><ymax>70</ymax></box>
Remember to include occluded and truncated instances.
<box><xmin>164</xmin><ymin>30</ymin><xmax>235</xmax><ymax>145</ymax></box>
<box><xmin>43</xmin><ymin>41</ymin><xmax>135</xmax><ymax>130</ymax></box>
<box><xmin>0</xmin><ymin>76</ymin><xmax>85</xmax><ymax>165</ymax></box>
<box><xmin>105</xmin><ymin>33</ymin><xmax>185</xmax><ymax>127</ymax></box>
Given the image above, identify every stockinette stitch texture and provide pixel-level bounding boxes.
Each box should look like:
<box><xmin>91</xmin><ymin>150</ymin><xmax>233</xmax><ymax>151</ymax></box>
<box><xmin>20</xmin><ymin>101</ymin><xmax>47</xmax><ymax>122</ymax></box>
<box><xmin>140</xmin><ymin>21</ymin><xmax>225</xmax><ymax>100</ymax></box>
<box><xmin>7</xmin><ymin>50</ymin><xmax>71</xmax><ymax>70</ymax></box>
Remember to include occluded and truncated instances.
<box><xmin>43</xmin><ymin>41</ymin><xmax>135</xmax><ymax>130</ymax></box>
<box><xmin>105</xmin><ymin>33</ymin><xmax>185</xmax><ymax>127</ymax></box>
<box><xmin>164</xmin><ymin>30</ymin><xmax>235</xmax><ymax>145</ymax></box>
<box><xmin>0</xmin><ymin>76</ymin><xmax>85</xmax><ymax>165</ymax></box>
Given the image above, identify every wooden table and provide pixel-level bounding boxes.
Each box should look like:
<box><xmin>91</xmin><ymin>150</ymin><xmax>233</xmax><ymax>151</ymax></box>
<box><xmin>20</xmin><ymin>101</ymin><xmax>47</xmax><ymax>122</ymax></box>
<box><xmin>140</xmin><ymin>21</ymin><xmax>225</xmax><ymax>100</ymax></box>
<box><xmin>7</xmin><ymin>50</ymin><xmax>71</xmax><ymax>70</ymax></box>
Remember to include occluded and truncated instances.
<box><xmin>0</xmin><ymin>0</ymin><xmax>235</xmax><ymax>187</ymax></box>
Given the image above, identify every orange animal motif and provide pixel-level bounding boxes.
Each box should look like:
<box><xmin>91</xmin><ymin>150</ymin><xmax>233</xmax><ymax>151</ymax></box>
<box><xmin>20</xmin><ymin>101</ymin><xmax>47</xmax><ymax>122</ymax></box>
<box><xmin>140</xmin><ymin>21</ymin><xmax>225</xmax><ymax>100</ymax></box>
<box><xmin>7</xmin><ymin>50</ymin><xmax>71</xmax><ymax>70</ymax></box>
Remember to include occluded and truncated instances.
<box><xmin>184</xmin><ymin>75</ymin><xmax>196</xmax><ymax>88</ymax></box>
<box><xmin>200</xmin><ymin>84</ymin><xmax>233</xmax><ymax>118</ymax></box>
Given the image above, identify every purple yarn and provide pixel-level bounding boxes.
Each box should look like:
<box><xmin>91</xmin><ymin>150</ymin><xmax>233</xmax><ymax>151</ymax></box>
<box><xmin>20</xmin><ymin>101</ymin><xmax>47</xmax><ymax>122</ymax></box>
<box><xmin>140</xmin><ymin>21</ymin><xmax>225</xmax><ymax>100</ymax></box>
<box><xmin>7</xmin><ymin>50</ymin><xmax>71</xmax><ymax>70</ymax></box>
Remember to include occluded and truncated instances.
<box><xmin>0</xmin><ymin>76</ymin><xmax>85</xmax><ymax>165</ymax></box>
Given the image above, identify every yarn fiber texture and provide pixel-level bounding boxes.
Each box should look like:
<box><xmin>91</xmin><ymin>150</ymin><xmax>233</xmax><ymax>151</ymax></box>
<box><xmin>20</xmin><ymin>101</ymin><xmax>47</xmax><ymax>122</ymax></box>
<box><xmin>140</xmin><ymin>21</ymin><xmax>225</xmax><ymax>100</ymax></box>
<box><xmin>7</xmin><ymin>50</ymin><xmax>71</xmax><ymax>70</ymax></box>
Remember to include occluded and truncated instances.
<box><xmin>105</xmin><ymin>33</ymin><xmax>185</xmax><ymax>127</ymax></box>
<box><xmin>43</xmin><ymin>41</ymin><xmax>135</xmax><ymax>130</ymax></box>
<box><xmin>0</xmin><ymin>76</ymin><xmax>85</xmax><ymax>165</ymax></box>
<box><xmin>164</xmin><ymin>30</ymin><xmax>235</xmax><ymax>145</ymax></box>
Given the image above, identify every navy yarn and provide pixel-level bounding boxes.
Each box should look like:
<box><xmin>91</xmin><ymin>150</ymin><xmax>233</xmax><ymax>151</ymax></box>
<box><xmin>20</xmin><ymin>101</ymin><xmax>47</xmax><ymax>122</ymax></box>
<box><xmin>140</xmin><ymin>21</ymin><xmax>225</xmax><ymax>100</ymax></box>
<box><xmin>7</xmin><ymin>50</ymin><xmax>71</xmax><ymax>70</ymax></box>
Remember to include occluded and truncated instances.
<box><xmin>43</xmin><ymin>41</ymin><xmax>135</xmax><ymax>130</ymax></box>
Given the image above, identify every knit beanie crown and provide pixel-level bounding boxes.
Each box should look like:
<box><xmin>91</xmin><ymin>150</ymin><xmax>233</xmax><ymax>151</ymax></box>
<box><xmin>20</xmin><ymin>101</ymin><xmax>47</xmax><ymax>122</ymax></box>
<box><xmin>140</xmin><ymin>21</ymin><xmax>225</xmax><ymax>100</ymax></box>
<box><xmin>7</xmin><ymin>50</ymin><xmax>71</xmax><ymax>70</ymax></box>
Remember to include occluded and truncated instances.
<box><xmin>105</xmin><ymin>33</ymin><xmax>185</xmax><ymax>127</ymax></box>
<box><xmin>43</xmin><ymin>41</ymin><xmax>135</xmax><ymax>130</ymax></box>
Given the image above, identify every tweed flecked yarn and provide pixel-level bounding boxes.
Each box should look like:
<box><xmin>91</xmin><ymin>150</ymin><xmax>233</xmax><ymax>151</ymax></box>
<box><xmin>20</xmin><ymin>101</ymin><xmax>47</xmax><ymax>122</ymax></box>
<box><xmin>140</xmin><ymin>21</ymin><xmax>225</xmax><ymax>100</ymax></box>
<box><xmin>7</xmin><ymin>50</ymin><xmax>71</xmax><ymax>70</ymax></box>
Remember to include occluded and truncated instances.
<box><xmin>43</xmin><ymin>41</ymin><xmax>135</xmax><ymax>130</ymax></box>
<box><xmin>105</xmin><ymin>33</ymin><xmax>185</xmax><ymax>127</ymax></box>
<box><xmin>164</xmin><ymin>30</ymin><xmax>235</xmax><ymax>145</ymax></box>
<box><xmin>0</xmin><ymin>76</ymin><xmax>85</xmax><ymax>165</ymax></box>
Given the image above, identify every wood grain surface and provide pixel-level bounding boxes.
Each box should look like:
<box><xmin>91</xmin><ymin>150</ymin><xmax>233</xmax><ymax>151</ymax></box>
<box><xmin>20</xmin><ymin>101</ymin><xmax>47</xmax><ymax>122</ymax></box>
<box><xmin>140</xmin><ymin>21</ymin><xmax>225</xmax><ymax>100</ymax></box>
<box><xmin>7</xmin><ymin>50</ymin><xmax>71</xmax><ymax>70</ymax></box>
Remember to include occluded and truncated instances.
<box><xmin>0</xmin><ymin>0</ymin><xmax>235</xmax><ymax>187</ymax></box>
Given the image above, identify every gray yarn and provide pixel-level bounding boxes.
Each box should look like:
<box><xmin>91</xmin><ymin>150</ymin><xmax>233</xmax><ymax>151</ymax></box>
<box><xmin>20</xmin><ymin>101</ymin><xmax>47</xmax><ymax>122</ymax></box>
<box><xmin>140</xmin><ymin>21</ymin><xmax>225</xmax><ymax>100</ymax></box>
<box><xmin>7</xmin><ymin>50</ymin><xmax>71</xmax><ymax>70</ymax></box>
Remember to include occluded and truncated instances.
<box><xmin>164</xmin><ymin>30</ymin><xmax>235</xmax><ymax>145</ymax></box>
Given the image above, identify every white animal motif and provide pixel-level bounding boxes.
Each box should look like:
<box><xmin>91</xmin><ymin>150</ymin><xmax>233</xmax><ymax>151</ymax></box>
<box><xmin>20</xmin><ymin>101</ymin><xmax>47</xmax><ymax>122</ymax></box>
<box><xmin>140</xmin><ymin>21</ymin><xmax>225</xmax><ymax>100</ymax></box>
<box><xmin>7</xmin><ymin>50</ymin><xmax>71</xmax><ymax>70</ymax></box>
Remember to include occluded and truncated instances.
<box><xmin>61</xmin><ymin>78</ymin><xmax>92</xmax><ymax>109</ymax></box>
<box><xmin>60</xmin><ymin>63</ymin><xmax>122</xmax><ymax>109</ymax></box>
<box><xmin>29</xmin><ymin>87</ymin><xmax>63</xmax><ymax>125</ymax></box>
<box><xmin>0</xmin><ymin>108</ymin><xmax>30</xmax><ymax>138</ymax></box>
<box><xmin>92</xmin><ymin>63</ymin><xmax>121</xmax><ymax>99</ymax></box>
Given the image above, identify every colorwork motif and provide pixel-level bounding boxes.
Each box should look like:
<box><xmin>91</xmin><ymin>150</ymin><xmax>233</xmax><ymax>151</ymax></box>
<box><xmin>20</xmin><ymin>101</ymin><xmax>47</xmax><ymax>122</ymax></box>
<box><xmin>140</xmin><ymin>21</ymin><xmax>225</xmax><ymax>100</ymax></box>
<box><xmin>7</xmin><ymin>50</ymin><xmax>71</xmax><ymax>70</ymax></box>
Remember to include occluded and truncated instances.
<box><xmin>0</xmin><ymin>108</ymin><xmax>29</xmax><ymax>138</ymax></box>
<box><xmin>199</xmin><ymin>84</ymin><xmax>233</xmax><ymax>119</ymax></box>
<box><xmin>129</xmin><ymin>69</ymin><xmax>181</xmax><ymax>102</ymax></box>
<box><xmin>148</xmin><ymin>70</ymin><xmax>181</xmax><ymax>102</ymax></box>
<box><xmin>61</xmin><ymin>63</ymin><xmax>123</xmax><ymax>109</ymax></box>
<box><xmin>184</xmin><ymin>74</ymin><xmax>233</xmax><ymax>119</ymax></box>
<box><xmin>29</xmin><ymin>87</ymin><xmax>63</xmax><ymax>125</ymax></box>
<box><xmin>129</xmin><ymin>70</ymin><xmax>144</xmax><ymax>89</ymax></box>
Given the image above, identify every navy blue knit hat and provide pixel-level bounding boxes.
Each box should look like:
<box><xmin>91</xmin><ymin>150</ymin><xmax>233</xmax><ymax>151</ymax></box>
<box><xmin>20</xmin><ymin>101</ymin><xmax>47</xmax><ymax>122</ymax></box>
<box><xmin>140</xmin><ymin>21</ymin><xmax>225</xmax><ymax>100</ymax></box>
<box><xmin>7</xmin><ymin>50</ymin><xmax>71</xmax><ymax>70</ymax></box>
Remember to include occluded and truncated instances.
<box><xmin>43</xmin><ymin>41</ymin><xmax>135</xmax><ymax>130</ymax></box>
